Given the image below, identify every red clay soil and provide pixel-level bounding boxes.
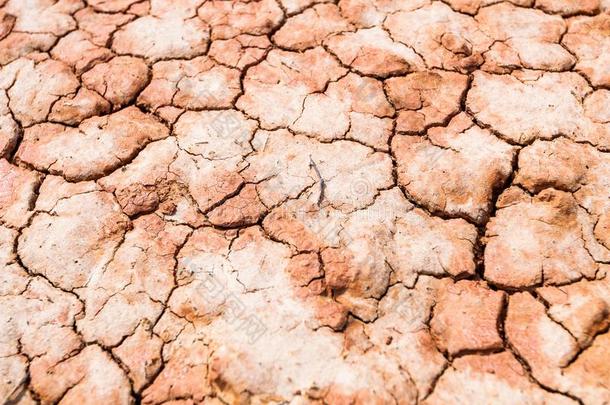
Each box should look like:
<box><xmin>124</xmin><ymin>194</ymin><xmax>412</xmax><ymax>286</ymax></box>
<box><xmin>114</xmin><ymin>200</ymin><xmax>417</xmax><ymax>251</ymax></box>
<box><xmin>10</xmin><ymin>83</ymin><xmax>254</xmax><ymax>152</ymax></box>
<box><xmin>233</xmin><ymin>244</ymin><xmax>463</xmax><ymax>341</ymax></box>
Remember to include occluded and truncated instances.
<box><xmin>0</xmin><ymin>0</ymin><xmax>609</xmax><ymax>404</ymax></box>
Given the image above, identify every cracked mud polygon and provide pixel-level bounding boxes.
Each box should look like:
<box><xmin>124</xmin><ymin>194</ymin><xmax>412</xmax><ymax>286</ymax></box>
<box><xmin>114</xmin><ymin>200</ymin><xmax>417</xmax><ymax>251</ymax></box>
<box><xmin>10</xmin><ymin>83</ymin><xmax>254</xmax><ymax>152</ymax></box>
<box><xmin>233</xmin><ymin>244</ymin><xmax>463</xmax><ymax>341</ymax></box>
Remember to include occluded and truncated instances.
<box><xmin>0</xmin><ymin>0</ymin><xmax>609</xmax><ymax>404</ymax></box>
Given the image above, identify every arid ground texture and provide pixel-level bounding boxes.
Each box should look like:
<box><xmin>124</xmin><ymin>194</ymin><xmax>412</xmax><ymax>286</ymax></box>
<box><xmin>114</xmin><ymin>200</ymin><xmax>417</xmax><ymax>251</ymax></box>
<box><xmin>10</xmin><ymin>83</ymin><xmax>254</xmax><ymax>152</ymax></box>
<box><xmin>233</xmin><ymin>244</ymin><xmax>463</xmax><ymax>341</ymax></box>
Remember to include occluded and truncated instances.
<box><xmin>0</xmin><ymin>0</ymin><xmax>609</xmax><ymax>404</ymax></box>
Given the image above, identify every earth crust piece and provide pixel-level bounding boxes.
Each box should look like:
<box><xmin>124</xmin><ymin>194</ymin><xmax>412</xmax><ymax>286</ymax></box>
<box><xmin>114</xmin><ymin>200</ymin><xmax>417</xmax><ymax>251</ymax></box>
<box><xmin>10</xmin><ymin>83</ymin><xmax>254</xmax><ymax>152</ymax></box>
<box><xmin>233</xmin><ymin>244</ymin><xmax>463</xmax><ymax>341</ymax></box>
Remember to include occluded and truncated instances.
<box><xmin>0</xmin><ymin>0</ymin><xmax>609</xmax><ymax>404</ymax></box>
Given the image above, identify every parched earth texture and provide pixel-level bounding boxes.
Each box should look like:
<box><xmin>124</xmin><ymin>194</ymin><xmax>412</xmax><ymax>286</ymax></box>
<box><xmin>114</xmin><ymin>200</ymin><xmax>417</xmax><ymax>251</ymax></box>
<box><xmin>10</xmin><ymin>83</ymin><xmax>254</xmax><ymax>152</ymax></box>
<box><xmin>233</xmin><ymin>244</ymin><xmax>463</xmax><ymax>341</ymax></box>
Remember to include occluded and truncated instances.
<box><xmin>0</xmin><ymin>0</ymin><xmax>609</xmax><ymax>404</ymax></box>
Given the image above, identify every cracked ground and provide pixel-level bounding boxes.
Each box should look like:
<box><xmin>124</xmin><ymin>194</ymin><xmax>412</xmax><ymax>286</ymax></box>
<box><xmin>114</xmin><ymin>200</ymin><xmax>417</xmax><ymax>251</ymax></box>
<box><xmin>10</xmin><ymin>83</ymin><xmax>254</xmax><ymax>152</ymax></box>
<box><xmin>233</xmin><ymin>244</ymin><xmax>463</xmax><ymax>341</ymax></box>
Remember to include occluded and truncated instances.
<box><xmin>0</xmin><ymin>0</ymin><xmax>609</xmax><ymax>404</ymax></box>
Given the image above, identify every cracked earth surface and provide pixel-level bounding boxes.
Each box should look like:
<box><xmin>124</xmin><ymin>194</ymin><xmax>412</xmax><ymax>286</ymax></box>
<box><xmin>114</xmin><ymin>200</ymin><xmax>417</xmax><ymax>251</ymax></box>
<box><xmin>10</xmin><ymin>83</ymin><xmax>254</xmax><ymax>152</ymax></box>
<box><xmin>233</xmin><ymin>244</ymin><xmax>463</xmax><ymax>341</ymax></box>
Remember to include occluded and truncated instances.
<box><xmin>0</xmin><ymin>0</ymin><xmax>609</xmax><ymax>404</ymax></box>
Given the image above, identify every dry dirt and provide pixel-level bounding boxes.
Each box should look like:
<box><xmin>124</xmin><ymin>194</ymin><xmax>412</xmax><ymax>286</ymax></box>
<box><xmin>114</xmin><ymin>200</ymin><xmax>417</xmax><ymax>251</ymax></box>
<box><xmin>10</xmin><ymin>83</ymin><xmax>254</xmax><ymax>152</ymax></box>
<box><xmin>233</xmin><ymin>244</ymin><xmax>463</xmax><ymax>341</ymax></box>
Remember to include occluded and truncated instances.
<box><xmin>0</xmin><ymin>0</ymin><xmax>609</xmax><ymax>404</ymax></box>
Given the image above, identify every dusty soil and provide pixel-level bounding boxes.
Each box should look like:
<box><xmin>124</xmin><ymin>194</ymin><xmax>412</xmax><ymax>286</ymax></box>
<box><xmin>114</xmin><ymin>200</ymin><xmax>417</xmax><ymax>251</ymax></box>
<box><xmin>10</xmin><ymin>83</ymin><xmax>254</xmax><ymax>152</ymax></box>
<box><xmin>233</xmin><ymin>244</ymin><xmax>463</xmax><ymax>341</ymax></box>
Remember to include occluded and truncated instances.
<box><xmin>0</xmin><ymin>0</ymin><xmax>609</xmax><ymax>404</ymax></box>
